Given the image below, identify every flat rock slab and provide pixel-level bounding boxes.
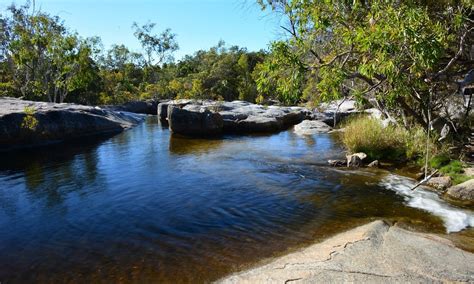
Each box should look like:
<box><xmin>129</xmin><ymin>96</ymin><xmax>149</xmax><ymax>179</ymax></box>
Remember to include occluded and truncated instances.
<box><xmin>294</xmin><ymin>120</ymin><xmax>332</xmax><ymax>135</ymax></box>
<box><xmin>0</xmin><ymin>98</ymin><xmax>144</xmax><ymax>149</ymax></box>
<box><xmin>218</xmin><ymin>220</ymin><xmax>474</xmax><ymax>283</ymax></box>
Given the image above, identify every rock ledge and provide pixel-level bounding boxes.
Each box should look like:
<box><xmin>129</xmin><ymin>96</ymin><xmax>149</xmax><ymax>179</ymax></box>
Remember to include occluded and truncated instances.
<box><xmin>218</xmin><ymin>220</ymin><xmax>474</xmax><ymax>283</ymax></box>
<box><xmin>0</xmin><ymin>98</ymin><xmax>144</xmax><ymax>150</ymax></box>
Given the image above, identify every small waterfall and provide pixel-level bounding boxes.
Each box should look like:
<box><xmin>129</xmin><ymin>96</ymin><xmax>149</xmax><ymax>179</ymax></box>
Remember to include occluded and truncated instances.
<box><xmin>380</xmin><ymin>174</ymin><xmax>474</xmax><ymax>233</ymax></box>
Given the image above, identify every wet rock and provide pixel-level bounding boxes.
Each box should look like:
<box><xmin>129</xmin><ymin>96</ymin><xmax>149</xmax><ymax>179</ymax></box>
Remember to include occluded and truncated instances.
<box><xmin>0</xmin><ymin>97</ymin><xmax>144</xmax><ymax>150</ymax></box>
<box><xmin>294</xmin><ymin>120</ymin><xmax>332</xmax><ymax>135</ymax></box>
<box><xmin>157</xmin><ymin>102</ymin><xmax>169</xmax><ymax>122</ymax></box>
<box><xmin>415</xmin><ymin>172</ymin><xmax>425</xmax><ymax>180</ymax></box>
<box><xmin>347</xmin><ymin>155</ymin><xmax>363</xmax><ymax>167</ymax></box>
<box><xmin>328</xmin><ymin>160</ymin><xmax>346</xmax><ymax>167</ymax></box>
<box><xmin>167</xmin><ymin>105</ymin><xmax>223</xmax><ymax>136</ymax></box>
<box><xmin>346</xmin><ymin>152</ymin><xmax>367</xmax><ymax>167</ymax></box>
<box><xmin>427</xmin><ymin>176</ymin><xmax>452</xmax><ymax>192</ymax></box>
<box><xmin>367</xmin><ymin>160</ymin><xmax>380</xmax><ymax>168</ymax></box>
<box><xmin>446</xmin><ymin>179</ymin><xmax>474</xmax><ymax>201</ymax></box>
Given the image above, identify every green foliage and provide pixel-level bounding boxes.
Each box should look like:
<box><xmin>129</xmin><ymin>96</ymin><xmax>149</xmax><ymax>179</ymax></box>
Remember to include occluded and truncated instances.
<box><xmin>437</xmin><ymin>160</ymin><xmax>471</xmax><ymax>185</ymax></box>
<box><xmin>439</xmin><ymin>160</ymin><xmax>464</xmax><ymax>175</ymax></box>
<box><xmin>256</xmin><ymin>0</ymin><xmax>473</xmax><ymax>125</ymax></box>
<box><xmin>341</xmin><ymin>116</ymin><xmax>434</xmax><ymax>161</ymax></box>
<box><xmin>132</xmin><ymin>22</ymin><xmax>178</xmax><ymax>66</ymax></box>
<box><xmin>162</xmin><ymin>43</ymin><xmax>265</xmax><ymax>102</ymax></box>
<box><xmin>429</xmin><ymin>155</ymin><xmax>451</xmax><ymax>169</ymax></box>
<box><xmin>21</xmin><ymin>106</ymin><xmax>38</xmax><ymax>130</ymax></box>
<box><xmin>1</xmin><ymin>3</ymin><xmax>106</xmax><ymax>104</ymax></box>
<box><xmin>451</xmin><ymin>174</ymin><xmax>472</xmax><ymax>185</ymax></box>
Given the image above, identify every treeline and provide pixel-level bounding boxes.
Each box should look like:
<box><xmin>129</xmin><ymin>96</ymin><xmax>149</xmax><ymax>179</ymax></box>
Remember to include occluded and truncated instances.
<box><xmin>0</xmin><ymin>2</ymin><xmax>268</xmax><ymax>105</ymax></box>
<box><xmin>1</xmin><ymin>0</ymin><xmax>473</xmax><ymax>132</ymax></box>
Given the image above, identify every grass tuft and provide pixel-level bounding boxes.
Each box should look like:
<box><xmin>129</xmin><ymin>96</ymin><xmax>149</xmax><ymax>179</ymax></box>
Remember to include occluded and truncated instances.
<box><xmin>341</xmin><ymin>116</ymin><xmax>434</xmax><ymax>161</ymax></box>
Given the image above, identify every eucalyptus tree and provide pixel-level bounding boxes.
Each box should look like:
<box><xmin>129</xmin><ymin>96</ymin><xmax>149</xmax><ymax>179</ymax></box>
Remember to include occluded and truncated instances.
<box><xmin>256</xmin><ymin>0</ymin><xmax>473</xmax><ymax>129</ymax></box>
<box><xmin>2</xmin><ymin>2</ymin><xmax>97</xmax><ymax>103</ymax></box>
<box><xmin>132</xmin><ymin>22</ymin><xmax>178</xmax><ymax>67</ymax></box>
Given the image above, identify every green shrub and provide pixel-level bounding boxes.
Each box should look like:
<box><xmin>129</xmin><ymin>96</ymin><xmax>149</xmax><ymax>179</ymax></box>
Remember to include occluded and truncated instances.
<box><xmin>439</xmin><ymin>160</ymin><xmax>464</xmax><ymax>175</ymax></box>
<box><xmin>428</xmin><ymin>159</ymin><xmax>472</xmax><ymax>185</ymax></box>
<box><xmin>429</xmin><ymin>155</ymin><xmax>450</xmax><ymax>169</ymax></box>
<box><xmin>341</xmin><ymin>116</ymin><xmax>434</xmax><ymax>161</ymax></box>
<box><xmin>21</xmin><ymin>106</ymin><xmax>38</xmax><ymax>130</ymax></box>
<box><xmin>451</xmin><ymin>174</ymin><xmax>471</xmax><ymax>185</ymax></box>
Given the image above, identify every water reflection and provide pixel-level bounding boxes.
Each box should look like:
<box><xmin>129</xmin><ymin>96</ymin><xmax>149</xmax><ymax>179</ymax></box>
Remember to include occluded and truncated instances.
<box><xmin>169</xmin><ymin>134</ymin><xmax>225</xmax><ymax>155</ymax></box>
<box><xmin>0</xmin><ymin>136</ymin><xmax>110</xmax><ymax>211</ymax></box>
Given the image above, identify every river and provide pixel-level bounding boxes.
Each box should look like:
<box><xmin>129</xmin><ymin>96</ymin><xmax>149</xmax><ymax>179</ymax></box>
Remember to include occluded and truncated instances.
<box><xmin>0</xmin><ymin>117</ymin><xmax>472</xmax><ymax>283</ymax></box>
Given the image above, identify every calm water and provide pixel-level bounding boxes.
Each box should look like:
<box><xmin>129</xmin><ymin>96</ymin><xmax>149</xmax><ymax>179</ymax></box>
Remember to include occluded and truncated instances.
<box><xmin>0</xmin><ymin>117</ymin><xmax>472</xmax><ymax>283</ymax></box>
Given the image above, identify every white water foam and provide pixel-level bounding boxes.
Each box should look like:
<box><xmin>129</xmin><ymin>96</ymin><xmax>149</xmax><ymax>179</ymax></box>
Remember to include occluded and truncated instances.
<box><xmin>380</xmin><ymin>174</ymin><xmax>474</xmax><ymax>233</ymax></box>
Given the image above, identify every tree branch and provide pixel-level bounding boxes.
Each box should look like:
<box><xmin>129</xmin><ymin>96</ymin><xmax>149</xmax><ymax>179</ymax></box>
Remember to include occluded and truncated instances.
<box><xmin>430</xmin><ymin>26</ymin><xmax>473</xmax><ymax>81</ymax></box>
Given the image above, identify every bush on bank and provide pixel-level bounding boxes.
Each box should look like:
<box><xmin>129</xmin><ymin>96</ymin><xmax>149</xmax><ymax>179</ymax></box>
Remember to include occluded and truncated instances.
<box><xmin>341</xmin><ymin>116</ymin><xmax>436</xmax><ymax>162</ymax></box>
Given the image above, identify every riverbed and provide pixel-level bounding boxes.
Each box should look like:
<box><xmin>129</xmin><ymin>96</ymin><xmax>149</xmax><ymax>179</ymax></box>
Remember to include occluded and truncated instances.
<box><xmin>0</xmin><ymin>117</ymin><xmax>472</xmax><ymax>283</ymax></box>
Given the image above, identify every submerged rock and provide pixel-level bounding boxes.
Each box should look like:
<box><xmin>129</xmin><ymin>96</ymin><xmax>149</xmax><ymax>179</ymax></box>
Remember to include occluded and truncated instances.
<box><xmin>294</xmin><ymin>120</ymin><xmax>332</xmax><ymax>135</ymax></box>
<box><xmin>218</xmin><ymin>220</ymin><xmax>474</xmax><ymax>283</ymax></box>
<box><xmin>446</xmin><ymin>179</ymin><xmax>474</xmax><ymax>202</ymax></box>
<box><xmin>0</xmin><ymin>98</ymin><xmax>144</xmax><ymax>150</ymax></box>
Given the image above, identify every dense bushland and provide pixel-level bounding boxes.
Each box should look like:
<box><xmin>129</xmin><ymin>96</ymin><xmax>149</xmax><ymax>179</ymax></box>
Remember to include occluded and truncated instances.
<box><xmin>0</xmin><ymin>3</ymin><xmax>266</xmax><ymax>105</ymax></box>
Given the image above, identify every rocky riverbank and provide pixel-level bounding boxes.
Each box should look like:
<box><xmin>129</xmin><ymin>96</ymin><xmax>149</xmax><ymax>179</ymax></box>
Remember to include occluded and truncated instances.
<box><xmin>218</xmin><ymin>220</ymin><xmax>474</xmax><ymax>283</ymax></box>
<box><xmin>1</xmin><ymin>97</ymin><xmax>356</xmax><ymax>149</ymax></box>
<box><xmin>158</xmin><ymin>99</ymin><xmax>362</xmax><ymax>136</ymax></box>
<box><xmin>159</xmin><ymin>100</ymin><xmax>312</xmax><ymax>135</ymax></box>
<box><xmin>0</xmin><ymin>98</ymin><xmax>145</xmax><ymax>150</ymax></box>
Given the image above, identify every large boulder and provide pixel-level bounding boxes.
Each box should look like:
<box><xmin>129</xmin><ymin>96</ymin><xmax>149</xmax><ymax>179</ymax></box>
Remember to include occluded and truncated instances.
<box><xmin>0</xmin><ymin>98</ymin><xmax>144</xmax><ymax>150</ymax></box>
<box><xmin>164</xmin><ymin>100</ymin><xmax>309</xmax><ymax>135</ymax></box>
<box><xmin>446</xmin><ymin>179</ymin><xmax>474</xmax><ymax>202</ymax></box>
<box><xmin>294</xmin><ymin>120</ymin><xmax>332</xmax><ymax>135</ymax></box>
<box><xmin>167</xmin><ymin>105</ymin><xmax>223</xmax><ymax>136</ymax></box>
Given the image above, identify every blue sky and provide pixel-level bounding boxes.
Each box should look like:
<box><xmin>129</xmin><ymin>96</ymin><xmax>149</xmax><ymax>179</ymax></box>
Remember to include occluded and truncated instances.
<box><xmin>0</xmin><ymin>0</ymin><xmax>283</xmax><ymax>59</ymax></box>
